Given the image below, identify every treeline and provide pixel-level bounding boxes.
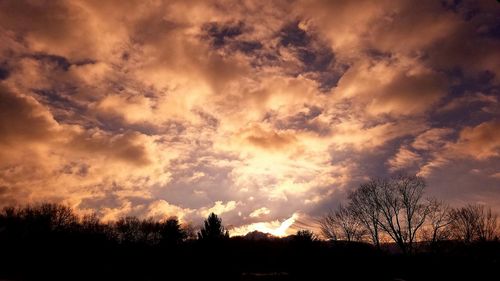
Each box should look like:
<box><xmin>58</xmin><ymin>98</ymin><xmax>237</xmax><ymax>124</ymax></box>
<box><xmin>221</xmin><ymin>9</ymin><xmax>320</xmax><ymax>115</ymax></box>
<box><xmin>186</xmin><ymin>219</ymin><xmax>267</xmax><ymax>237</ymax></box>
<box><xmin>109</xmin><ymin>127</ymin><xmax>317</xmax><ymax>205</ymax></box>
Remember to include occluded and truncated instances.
<box><xmin>0</xmin><ymin>204</ymin><xmax>231</xmax><ymax>247</ymax></box>
<box><xmin>1</xmin><ymin>175</ymin><xmax>497</xmax><ymax>251</ymax></box>
<box><xmin>319</xmin><ymin>175</ymin><xmax>499</xmax><ymax>253</ymax></box>
<box><xmin>1</xmin><ymin>175</ymin><xmax>500</xmax><ymax>280</ymax></box>
<box><xmin>0</xmin><ymin>206</ymin><xmax>242</xmax><ymax>280</ymax></box>
<box><xmin>0</xmin><ymin>204</ymin><xmax>381</xmax><ymax>280</ymax></box>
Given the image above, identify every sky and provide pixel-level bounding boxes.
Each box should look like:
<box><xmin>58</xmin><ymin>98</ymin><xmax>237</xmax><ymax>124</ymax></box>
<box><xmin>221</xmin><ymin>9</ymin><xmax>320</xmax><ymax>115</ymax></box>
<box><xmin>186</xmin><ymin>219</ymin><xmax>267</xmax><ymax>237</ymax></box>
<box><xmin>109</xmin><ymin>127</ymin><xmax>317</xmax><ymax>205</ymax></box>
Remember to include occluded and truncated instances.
<box><xmin>0</xmin><ymin>0</ymin><xmax>499</xmax><ymax>236</ymax></box>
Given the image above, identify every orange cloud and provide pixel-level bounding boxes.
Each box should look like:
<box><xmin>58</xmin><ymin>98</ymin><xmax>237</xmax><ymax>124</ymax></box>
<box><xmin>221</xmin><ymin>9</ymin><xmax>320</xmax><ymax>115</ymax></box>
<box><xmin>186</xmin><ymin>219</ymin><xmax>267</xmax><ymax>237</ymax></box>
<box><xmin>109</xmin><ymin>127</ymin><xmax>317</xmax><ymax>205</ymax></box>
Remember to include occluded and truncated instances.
<box><xmin>1</xmin><ymin>0</ymin><xmax>499</xmax><ymax>234</ymax></box>
<box><xmin>455</xmin><ymin>120</ymin><xmax>500</xmax><ymax>160</ymax></box>
<box><xmin>388</xmin><ymin>146</ymin><xmax>422</xmax><ymax>172</ymax></box>
<box><xmin>241</xmin><ymin>124</ymin><xmax>297</xmax><ymax>151</ymax></box>
<box><xmin>336</xmin><ymin>57</ymin><xmax>446</xmax><ymax>116</ymax></box>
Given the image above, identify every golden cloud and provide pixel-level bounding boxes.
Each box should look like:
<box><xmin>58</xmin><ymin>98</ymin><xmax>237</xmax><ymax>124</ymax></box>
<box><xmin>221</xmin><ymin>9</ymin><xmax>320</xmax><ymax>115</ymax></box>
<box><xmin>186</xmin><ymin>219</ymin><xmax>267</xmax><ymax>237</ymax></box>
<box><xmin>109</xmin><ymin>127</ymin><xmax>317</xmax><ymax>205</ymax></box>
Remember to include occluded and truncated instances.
<box><xmin>0</xmin><ymin>0</ymin><xmax>499</xmax><ymax>233</ymax></box>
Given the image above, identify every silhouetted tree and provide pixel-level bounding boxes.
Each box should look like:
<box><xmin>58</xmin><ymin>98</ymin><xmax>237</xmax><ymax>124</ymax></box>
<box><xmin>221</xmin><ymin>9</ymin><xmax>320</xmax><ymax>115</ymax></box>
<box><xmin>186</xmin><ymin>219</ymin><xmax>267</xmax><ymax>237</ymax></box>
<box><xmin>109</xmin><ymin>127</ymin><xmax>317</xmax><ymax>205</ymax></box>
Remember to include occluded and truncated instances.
<box><xmin>293</xmin><ymin>229</ymin><xmax>318</xmax><ymax>243</ymax></box>
<box><xmin>81</xmin><ymin>213</ymin><xmax>102</xmax><ymax>232</ymax></box>
<box><xmin>320</xmin><ymin>204</ymin><xmax>364</xmax><ymax>242</ymax></box>
<box><xmin>17</xmin><ymin>203</ymin><xmax>79</xmax><ymax>236</ymax></box>
<box><xmin>360</xmin><ymin>175</ymin><xmax>429</xmax><ymax>253</ymax></box>
<box><xmin>450</xmin><ymin>204</ymin><xmax>498</xmax><ymax>242</ymax></box>
<box><xmin>183</xmin><ymin>223</ymin><xmax>197</xmax><ymax>240</ymax></box>
<box><xmin>477</xmin><ymin>206</ymin><xmax>498</xmax><ymax>241</ymax></box>
<box><xmin>140</xmin><ymin>217</ymin><xmax>162</xmax><ymax>245</ymax></box>
<box><xmin>2</xmin><ymin>201</ymin><xmax>500</xmax><ymax>280</ymax></box>
<box><xmin>115</xmin><ymin>216</ymin><xmax>144</xmax><ymax>243</ymax></box>
<box><xmin>160</xmin><ymin>217</ymin><xmax>186</xmax><ymax>246</ymax></box>
<box><xmin>319</xmin><ymin>211</ymin><xmax>338</xmax><ymax>241</ymax></box>
<box><xmin>423</xmin><ymin>198</ymin><xmax>452</xmax><ymax>243</ymax></box>
<box><xmin>0</xmin><ymin>206</ymin><xmax>23</xmax><ymax>241</ymax></box>
<box><xmin>197</xmin><ymin>213</ymin><xmax>229</xmax><ymax>241</ymax></box>
<box><xmin>349</xmin><ymin>180</ymin><xmax>381</xmax><ymax>247</ymax></box>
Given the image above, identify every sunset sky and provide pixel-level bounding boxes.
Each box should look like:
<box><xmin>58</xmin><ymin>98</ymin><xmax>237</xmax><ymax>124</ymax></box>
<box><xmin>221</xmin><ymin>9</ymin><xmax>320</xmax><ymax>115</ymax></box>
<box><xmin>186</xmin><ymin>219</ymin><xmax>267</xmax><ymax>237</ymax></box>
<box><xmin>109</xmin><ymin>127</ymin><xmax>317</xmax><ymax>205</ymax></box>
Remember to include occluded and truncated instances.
<box><xmin>0</xmin><ymin>0</ymin><xmax>499</xmax><ymax>236</ymax></box>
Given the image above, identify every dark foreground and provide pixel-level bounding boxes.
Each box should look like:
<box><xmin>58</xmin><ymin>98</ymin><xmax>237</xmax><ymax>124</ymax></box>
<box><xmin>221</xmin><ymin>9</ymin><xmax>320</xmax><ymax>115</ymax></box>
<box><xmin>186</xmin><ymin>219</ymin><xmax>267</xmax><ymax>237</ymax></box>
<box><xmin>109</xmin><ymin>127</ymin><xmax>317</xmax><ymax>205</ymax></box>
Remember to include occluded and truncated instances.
<box><xmin>1</xmin><ymin>237</ymin><xmax>499</xmax><ymax>281</ymax></box>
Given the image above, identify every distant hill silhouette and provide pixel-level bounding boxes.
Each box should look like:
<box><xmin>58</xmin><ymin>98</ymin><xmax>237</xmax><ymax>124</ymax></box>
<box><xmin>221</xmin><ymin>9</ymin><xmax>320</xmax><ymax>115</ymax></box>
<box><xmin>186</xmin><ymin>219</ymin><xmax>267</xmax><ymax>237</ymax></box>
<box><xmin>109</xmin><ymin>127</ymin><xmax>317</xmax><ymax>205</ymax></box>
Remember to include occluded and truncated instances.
<box><xmin>241</xmin><ymin>230</ymin><xmax>276</xmax><ymax>240</ymax></box>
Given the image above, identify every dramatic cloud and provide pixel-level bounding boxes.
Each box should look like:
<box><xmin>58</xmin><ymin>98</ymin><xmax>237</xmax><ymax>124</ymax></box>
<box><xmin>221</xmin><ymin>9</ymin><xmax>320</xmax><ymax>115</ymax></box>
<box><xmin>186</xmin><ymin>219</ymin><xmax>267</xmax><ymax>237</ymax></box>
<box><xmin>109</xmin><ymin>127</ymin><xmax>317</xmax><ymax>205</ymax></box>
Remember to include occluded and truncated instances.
<box><xmin>1</xmin><ymin>0</ymin><xmax>499</xmax><ymax>233</ymax></box>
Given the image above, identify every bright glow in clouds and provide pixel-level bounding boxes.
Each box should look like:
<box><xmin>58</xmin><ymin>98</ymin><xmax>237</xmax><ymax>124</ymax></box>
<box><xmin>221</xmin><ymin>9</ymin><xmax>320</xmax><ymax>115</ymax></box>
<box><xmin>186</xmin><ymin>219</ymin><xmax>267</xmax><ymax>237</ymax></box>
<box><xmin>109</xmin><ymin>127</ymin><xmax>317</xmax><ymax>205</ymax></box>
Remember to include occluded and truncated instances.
<box><xmin>0</xmin><ymin>0</ymin><xmax>499</xmax><ymax>235</ymax></box>
<box><xmin>230</xmin><ymin>213</ymin><xmax>299</xmax><ymax>237</ymax></box>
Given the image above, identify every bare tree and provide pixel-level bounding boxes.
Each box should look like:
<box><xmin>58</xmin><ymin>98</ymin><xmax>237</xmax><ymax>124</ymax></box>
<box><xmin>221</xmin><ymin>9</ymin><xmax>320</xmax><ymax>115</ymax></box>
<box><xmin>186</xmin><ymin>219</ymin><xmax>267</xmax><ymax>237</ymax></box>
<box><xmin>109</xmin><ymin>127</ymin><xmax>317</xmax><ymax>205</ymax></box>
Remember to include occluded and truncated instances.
<box><xmin>424</xmin><ymin>198</ymin><xmax>452</xmax><ymax>243</ymax></box>
<box><xmin>477</xmin><ymin>206</ymin><xmax>498</xmax><ymax>241</ymax></box>
<box><xmin>115</xmin><ymin>216</ymin><xmax>143</xmax><ymax>243</ymax></box>
<box><xmin>319</xmin><ymin>211</ymin><xmax>338</xmax><ymax>241</ymax></box>
<box><xmin>336</xmin><ymin>204</ymin><xmax>365</xmax><ymax>242</ymax></box>
<box><xmin>450</xmin><ymin>205</ymin><xmax>481</xmax><ymax>242</ymax></box>
<box><xmin>371</xmin><ymin>175</ymin><xmax>429</xmax><ymax>253</ymax></box>
<box><xmin>349</xmin><ymin>181</ymin><xmax>381</xmax><ymax>247</ymax></box>
<box><xmin>450</xmin><ymin>204</ymin><xmax>498</xmax><ymax>242</ymax></box>
<box><xmin>81</xmin><ymin>213</ymin><xmax>104</xmax><ymax>234</ymax></box>
<box><xmin>140</xmin><ymin>217</ymin><xmax>162</xmax><ymax>245</ymax></box>
<box><xmin>21</xmin><ymin>203</ymin><xmax>79</xmax><ymax>233</ymax></box>
<box><xmin>319</xmin><ymin>204</ymin><xmax>364</xmax><ymax>242</ymax></box>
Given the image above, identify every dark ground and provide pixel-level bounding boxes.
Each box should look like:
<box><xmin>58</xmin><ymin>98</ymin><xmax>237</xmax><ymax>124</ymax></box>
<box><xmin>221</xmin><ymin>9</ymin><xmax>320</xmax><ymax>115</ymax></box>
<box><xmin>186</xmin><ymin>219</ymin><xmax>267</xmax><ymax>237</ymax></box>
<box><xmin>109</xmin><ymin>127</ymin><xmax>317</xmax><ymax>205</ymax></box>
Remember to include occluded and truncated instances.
<box><xmin>1</xmin><ymin>235</ymin><xmax>499</xmax><ymax>281</ymax></box>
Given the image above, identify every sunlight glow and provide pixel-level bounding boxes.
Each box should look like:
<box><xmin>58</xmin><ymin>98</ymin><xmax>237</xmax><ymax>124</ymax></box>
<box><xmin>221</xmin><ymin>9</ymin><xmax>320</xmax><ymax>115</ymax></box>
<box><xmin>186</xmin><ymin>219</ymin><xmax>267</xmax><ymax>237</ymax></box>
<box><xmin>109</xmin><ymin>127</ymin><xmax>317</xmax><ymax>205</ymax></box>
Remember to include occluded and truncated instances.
<box><xmin>230</xmin><ymin>213</ymin><xmax>299</xmax><ymax>237</ymax></box>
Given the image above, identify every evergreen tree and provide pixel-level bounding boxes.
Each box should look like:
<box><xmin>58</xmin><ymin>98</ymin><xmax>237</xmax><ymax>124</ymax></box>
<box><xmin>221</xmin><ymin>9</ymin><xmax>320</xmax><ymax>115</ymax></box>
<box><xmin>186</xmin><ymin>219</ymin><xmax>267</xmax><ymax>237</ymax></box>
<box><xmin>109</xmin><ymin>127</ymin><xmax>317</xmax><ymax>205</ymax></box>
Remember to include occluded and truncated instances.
<box><xmin>160</xmin><ymin>218</ymin><xmax>186</xmax><ymax>246</ymax></box>
<box><xmin>197</xmin><ymin>213</ymin><xmax>229</xmax><ymax>241</ymax></box>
